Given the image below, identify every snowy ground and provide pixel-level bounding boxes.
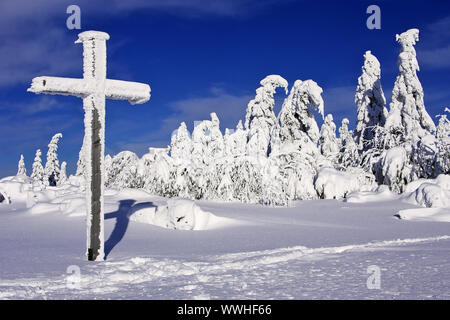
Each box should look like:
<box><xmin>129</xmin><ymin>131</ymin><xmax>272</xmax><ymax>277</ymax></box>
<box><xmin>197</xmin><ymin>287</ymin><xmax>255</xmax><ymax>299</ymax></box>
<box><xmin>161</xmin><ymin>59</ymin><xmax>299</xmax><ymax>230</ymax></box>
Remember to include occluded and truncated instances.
<box><xmin>0</xmin><ymin>185</ymin><xmax>449</xmax><ymax>299</ymax></box>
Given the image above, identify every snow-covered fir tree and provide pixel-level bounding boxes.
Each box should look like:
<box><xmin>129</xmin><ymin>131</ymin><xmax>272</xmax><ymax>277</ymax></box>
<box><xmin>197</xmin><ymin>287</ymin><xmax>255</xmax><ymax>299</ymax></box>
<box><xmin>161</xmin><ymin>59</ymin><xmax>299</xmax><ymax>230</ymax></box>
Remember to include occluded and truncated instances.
<box><xmin>354</xmin><ymin>50</ymin><xmax>388</xmax><ymax>150</ymax></box>
<box><xmin>224</xmin><ymin>120</ymin><xmax>247</xmax><ymax>157</ymax></box>
<box><xmin>272</xmin><ymin>79</ymin><xmax>326</xmax><ymax>201</ymax></box>
<box><xmin>337</xmin><ymin>118</ymin><xmax>360</xmax><ymax>169</ymax></box>
<box><xmin>385</xmin><ymin>29</ymin><xmax>436</xmax><ymax>147</ymax></box>
<box><xmin>277</xmin><ymin>79</ymin><xmax>324</xmax><ymax>148</ymax></box>
<box><xmin>44</xmin><ymin>133</ymin><xmax>62</xmax><ymax>186</ymax></box>
<box><xmin>138</xmin><ymin>147</ymin><xmax>176</xmax><ymax>197</ymax></box>
<box><xmin>59</xmin><ymin>161</ymin><xmax>68</xmax><ymax>185</ymax></box>
<box><xmin>106</xmin><ymin>151</ymin><xmax>140</xmax><ymax>189</ymax></box>
<box><xmin>191</xmin><ymin>113</ymin><xmax>224</xmax><ymax>165</ymax></box>
<box><xmin>245</xmin><ymin>75</ymin><xmax>288</xmax><ymax>157</ymax></box>
<box><xmin>75</xmin><ymin>139</ymin><xmax>86</xmax><ymax>177</ymax></box>
<box><xmin>435</xmin><ymin>108</ymin><xmax>450</xmax><ymax>174</ymax></box>
<box><xmin>170</xmin><ymin>122</ymin><xmax>192</xmax><ymax>164</ymax></box>
<box><xmin>319</xmin><ymin>114</ymin><xmax>339</xmax><ymax>162</ymax></box>
<box><xmin>31</xmin><ymin>149</ymin><xmax>44</xmax><ymax>186</ymax></box>
<box><xmin>17</xmin><ymin>154</ymin><xmax>26</xmax><ymax>176</ymax></box>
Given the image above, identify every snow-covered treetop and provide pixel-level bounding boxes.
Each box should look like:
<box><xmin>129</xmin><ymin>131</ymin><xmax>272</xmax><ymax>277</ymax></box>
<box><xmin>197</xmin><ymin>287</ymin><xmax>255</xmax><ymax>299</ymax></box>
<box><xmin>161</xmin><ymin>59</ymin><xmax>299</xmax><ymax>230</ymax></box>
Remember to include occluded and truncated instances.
<box><xmin>236</xmin><ymin>120</ymin><xmax>244</xmax><ymax>131</ymax></box>
<box><xmin>278</xmin><ymin>79</ymin><xmax>324</xmax><ymax>145</ymax></box>
<box><xmin>396</xmin><ymin>28</ymin><xmax>419</xmax><ymax>54</ymax></box>
<box><xmin>260</xmin><ymin>75</ymin><xmax>289</xmax><ymax>95</ymax></box>
<box><xmin>295</xmin><ymin>80</ymin><xmax>324</xmax><ymax>119</ymax></box>
<box><xmin>245</xmin><ymin>75</ymin><xmax>288</xmax><ymax>130</ymax></box>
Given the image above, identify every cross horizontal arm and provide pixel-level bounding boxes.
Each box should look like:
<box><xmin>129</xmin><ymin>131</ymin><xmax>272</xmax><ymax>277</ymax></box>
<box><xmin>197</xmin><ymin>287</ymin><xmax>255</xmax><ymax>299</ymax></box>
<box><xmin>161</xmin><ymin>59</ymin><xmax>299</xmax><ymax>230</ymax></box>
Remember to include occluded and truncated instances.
<box><xmin>28</xmin><ymin>76</ymin><xmax>93</xmax><ymax>98</ymax></box>
<box><xmin>105</xmin><ymin>79</ymin><xmax>151</xmax><ymax>105</ymax></box>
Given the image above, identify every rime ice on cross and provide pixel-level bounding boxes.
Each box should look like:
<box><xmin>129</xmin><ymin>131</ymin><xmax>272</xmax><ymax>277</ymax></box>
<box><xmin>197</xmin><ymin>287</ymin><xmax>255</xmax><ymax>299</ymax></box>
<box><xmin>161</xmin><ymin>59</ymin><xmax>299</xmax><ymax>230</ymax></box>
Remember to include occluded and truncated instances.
<box><xmin>28</xmin><ymin>31</ymin><xmax>151</xmax><ymax>261</ymax></box>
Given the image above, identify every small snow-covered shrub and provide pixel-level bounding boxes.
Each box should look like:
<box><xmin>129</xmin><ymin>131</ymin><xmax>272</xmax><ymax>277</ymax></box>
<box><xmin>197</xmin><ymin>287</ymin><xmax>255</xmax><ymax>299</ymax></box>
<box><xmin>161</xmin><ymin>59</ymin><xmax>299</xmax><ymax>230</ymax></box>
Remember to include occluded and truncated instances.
<box><xmin>314</xmin><ymin>167</ymin><xmax>376</xmax><ymax>199</ymax></box>
<box><xmin>379</xmin><ymin>146</ymin><xmax>412</xmax><ymax>193</ymax></box>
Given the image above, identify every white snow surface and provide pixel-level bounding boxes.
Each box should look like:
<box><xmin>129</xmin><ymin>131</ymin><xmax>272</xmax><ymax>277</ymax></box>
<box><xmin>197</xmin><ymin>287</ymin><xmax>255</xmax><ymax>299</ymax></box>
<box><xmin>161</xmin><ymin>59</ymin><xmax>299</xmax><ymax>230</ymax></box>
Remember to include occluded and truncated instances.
<box><xmin>1</xmin><ymin>177</ymin><xmax>450</xmax><ymax>299</ymax></box>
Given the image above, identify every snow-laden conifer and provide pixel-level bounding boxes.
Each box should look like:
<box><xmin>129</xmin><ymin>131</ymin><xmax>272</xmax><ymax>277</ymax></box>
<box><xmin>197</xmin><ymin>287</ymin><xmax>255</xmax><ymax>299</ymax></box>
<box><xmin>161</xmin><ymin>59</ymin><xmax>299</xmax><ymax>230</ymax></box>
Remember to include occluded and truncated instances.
<box><xmin>319</xmin><ymin>114</ymin><xmax>339</xmax><ymax>161</ymax></box>
<box><xmin>59</xmin><ymin>161</ymin><xmax>68</xmax><ymax>185</ymax></box>
<box><xmin>44</xmin><ymin>133</ymin><xmax>62</xmax><ymax>186</ymax></box>
<box><xmin>277</xmin><ymin>79</ymin><xmax>324</xmax><ymax>148</ymax></box>
<box><xmin>385</xmin><ymin>29</ymin><xmax>435</xmax><ymax>147</ymax></box>
<box><xmin>17</xmin><ymin>154</ymin><xmax>26</xmax><ymax>176</ymax></box>
<box><xmin>31</xmin><ymin>149</ymin><xmax>45</xmax><ymax>187</ymax></box>
<box><xmin>245</xmin><ymin>75</ymin><xmax>288</xmax><ymax>157</ymax></box>
<box><xmin>170</xmin><ymin>122</ymin><xmax>192</xmax><ymax>164</ymax></box>
<box><xmin>354</xmin><ymin>51</ymin><xmax>388</xmax><ymax>150</ymax></box>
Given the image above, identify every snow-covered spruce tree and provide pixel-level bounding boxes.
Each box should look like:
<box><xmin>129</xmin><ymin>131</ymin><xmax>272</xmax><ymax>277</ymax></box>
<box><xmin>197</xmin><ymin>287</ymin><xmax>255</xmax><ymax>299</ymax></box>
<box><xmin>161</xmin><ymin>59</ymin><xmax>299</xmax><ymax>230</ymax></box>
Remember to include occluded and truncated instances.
<box><xmin>17</xmin><ymin>154</ymin><xmax>26</xmax><ymax>176</ymax></box>
<box><xmin>170</xmin><ymin>122</ymin><xmax>192</xmax><ymax>164</ymax></box>
<box><xmin>59</xmin><ymin>161</ymin><xmax>68</xmax><ymax>185</ymax></box>
<box><xmin>208</xmin><ymin>113</ymin><xmax>225</xmax><ymax>160</ymax></box>
<box><xmin>44</xmin><ymin>133</ymin><xmax>62</xmax><ymax>186</ymax></box>
<box><xmin>337</xmin><ymin>118</ymin><xmax>360</xmax><ymax>169</ymax></box>
<box><xmin>229</xmin><ymin>156</ymin><xmax>263</xmax><ymax>203</ymax></box>
<box><xmin>106</xmin><ymin>150</ymin><xmax>141</xmax><ymax>189</ymax></box>
<box><xmin>435</xmin><ymin>108</ymin><xmax>450</xmax><ymax>174</ymax></box>
<box><xmin>261</xmin><ymin>157</ymin><xmax>289</xmax><ymax>206</ymax></box>
<box><xmin>140</xmin><ymin>147</ymin><xmax>176</xmax><ymax>197</ymax></box>
<box><xmin>385</xmin><ymin>29</ymin><xmax>435</xmax><ymax>147</ymax></box>
<box><xmin>277</xmin><ymin>80</ymin><xmax>324</xmax><ymax>147</ymax></box>
<box><xmin>245</xmin><ymin>75</ymin><xmax>288</xmax><ymax>157</ymax></box>
<box><xmin>217</xmin><ymin>166</ymin><xmax>234</xmax><ymax>201</ymax></box>
<box><xmin>380</xmin><ymin>146</ymin><xmax>412</xmax><ymax>193</ymax></box>
<box><xmin>224</xmin><ymin>120</ymin><xmax>247</xmax><ymax>157</ymax></box>
<box><xmin>191</xmin><ymin>113</ymin><xmax>224</xmax><ymax>165</ymax></box>
<box><xmin>104</xmin><ymin>154</ymin><xmax>112</xmax><ymax>183</ymax></box>
<box><xmin>31</xmin><ymin>149</ymin><xmax>45</xmax><ymax>187</ymax></box>
<box><xmin>75</xmin><ymin>139</ymin><xmax>86</xmax><ymax>177</ymax></box>
<box><xmin>272</xmin><ymin>79</ymin><xmax>326</xmax><ymax>201</ymax></box>
<box><xmin>412</xmin><ymin>107</ymin><xmax>450</xmax><ymax>179</ymax></box>
<box><xmin>354</xmin><ymin>51</ymin><xmax>388</xmax><ymax>150</ymax></box>
<box><xmin>319</xmin><ymin>114</ymin><xmax>339</xmax><ymax>163</ymax></box>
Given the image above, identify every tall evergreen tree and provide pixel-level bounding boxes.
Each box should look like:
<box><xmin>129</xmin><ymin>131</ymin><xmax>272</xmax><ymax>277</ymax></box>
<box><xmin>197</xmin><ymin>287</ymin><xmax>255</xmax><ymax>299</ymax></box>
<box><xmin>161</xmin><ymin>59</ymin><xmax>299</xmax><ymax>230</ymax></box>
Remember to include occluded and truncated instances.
<box><xmin>17</xmin><ymin>154</ymin><xmax>26</xmax><ymax>176</ymax></box>
<box><xmin>245</xmin><ymin>75</ymin><xmax>288</xmax><ymax>157</ymax></box>
<box><xmin>31</xmin><ymin>149</ymin><xmax>44</xmax><ymax>186</ymax></box>
<box><xmin>354</xmin><ymin>51</ymin><xmax>388</xmax><ymax>150</ymax></box>
<box><xmin>44</xmin><ymin>133</ymin><xmax>63</xmax><ymax>186</ymax></box>
<box><xmin>319</xmin><ymin>114</ymin><xmax>339</xmax><ymax>161</ymax></box>
<box><xmin>385</xmin><ymin>29</ymin><xmax>435</xmax><ymax>147</ymax></box>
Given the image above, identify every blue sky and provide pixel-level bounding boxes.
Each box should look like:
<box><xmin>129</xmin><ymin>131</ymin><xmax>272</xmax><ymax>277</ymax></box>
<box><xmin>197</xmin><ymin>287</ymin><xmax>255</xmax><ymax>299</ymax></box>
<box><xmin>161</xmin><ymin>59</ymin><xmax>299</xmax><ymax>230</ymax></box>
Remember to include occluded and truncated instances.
<box><xmin>0</xmin><ymin>0</ymin><xmax>449</xmax><ymax>177</ymax></box>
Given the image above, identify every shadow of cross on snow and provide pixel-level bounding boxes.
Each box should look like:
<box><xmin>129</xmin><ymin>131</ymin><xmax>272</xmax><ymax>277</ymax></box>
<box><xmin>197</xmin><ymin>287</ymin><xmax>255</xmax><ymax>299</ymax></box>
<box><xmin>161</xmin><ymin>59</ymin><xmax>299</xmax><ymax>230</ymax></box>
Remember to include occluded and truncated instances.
<box><xmin>104</xmin><ymin>199</ymin><xmax>155</xmax><ymax>259</ymax></box>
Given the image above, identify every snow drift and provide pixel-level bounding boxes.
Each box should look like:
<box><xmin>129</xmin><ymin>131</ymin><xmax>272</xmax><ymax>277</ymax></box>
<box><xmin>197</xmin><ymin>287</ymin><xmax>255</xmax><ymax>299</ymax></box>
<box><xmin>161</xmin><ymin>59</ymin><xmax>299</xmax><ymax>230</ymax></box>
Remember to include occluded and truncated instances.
<box><xmin>130</xmin><ymin>198</ymin><xmax>237</xmax><ymax>230</ymax></box>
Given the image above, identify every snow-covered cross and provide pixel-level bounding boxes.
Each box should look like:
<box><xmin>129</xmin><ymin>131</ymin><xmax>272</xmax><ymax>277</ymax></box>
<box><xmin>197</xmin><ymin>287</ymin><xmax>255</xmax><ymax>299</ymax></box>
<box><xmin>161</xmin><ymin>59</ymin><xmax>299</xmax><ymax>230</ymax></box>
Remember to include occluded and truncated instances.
<box><xmin>28</xmin><ymin>31</ymin><xmax>151</xmax><ymax>261</ymax></box>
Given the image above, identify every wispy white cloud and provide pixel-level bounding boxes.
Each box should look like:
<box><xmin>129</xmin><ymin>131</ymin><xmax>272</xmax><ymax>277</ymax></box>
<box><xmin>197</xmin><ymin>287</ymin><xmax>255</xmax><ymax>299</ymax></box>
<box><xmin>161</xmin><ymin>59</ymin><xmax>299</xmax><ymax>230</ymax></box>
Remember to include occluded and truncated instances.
<box><xmin>419</xmin><ymin>45</ymin><xmax>450</xmax><ymax>69</ymax></box>
<box><xmin>419</xmin><ymin>15</ymin><xmax>450</xmax><ymax>69</ymax></box>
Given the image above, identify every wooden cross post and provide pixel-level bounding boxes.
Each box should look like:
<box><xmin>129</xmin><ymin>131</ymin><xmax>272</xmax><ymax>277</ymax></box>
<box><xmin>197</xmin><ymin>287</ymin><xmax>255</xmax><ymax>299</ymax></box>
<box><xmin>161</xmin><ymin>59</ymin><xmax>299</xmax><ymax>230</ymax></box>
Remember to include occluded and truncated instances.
<box><xmin>28</xmin><ymin>31</ymin><xmax>151</xmax><ymax>261</ymax></box>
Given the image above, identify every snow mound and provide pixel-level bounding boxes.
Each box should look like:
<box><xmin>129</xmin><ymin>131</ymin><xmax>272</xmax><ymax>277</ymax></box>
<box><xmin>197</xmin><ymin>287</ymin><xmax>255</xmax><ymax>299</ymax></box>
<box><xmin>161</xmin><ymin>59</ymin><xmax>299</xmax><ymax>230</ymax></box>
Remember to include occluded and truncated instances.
<box><xmin>396</xmin><ymin>208</ymin><xmax>450</xmax><ymax>222</ymax></box>
<box><xmin>403</xmin><ymin>175</ymin><xmax>450</xmax><ymax>208</ymax></box>
<box><xmin>315</xmin><ymin>167</ymin><xmax>376</xmax><ymax>199</ymax></box>
<box><xmin>396</xmin><ymin>175</ymin><xmax>450</xmax><ymax>222</ymax></box>
<box><xmin>0</xmin><ymin>176</ymin><xmax>35</xmax><ymax>206</ymax></box>
<box><xmin>345</xmin><ymin>185</ymin><xmax>396</xmax><ymax>203</ymax></box>
<box><xmin>130</xmin><ymin>198</ymin><xmax>237</xmax><ymax>230</ymax></box>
